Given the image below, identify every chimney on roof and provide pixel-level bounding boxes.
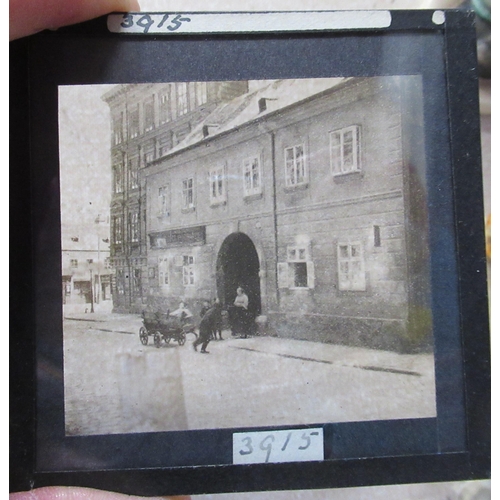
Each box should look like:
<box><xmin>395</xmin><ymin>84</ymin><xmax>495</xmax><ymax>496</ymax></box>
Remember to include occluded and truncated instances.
<box><xmin>258</xmin><ymin>97</ymin><xmax>278</xmax><ymax>113</ymax></box>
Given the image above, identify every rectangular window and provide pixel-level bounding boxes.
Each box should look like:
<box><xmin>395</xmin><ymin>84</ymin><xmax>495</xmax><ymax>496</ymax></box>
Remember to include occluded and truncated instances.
<box><xmin>209</xmin><ymin>167</ymin><xmax>226</xmax><ymax>205</ymax></box>
<box><xmin>70</xmin><ymin>259</ymin><xmax>78</xmax><ymax>268</ymax></box>
<box><xmin>113</xmin><ymin>113</ymin><xmax>123</xmax><ymax>145</ymax></box>
<box><xmin>87</xmin><ymin>259</ymin><xmax>93</xmax><ymax>264</ymax></box>
<box><xmin>278</xmin><ymin>245</ymin><xmax>314</xmax><ymax>289</ymax></box>
<box><xmin>182</xmin><ymin>178</ymin><xmax>195</xmax><ymax>209</ymax></box>
<box><xmin>158</xmin><ymin>185</ymin><xmax>169</xmax><ymax>216</ymax></box>
<box><xmin>144</xmin><ymin>99</ymin><xmax>154</xmax><ymax>132</ymax></box>
<box><xmin>158</xmin><ymin>257</ymin><xmax>169</xmax><ymax>286</ymax></box>
<box><xmin>130</xmin><ymin>212</ymin><xmax>139</xmax><ymax>243</ymax></box>
<box><xmin>113</xmin><ymin>216</ymin><xmax>123</xmax><ymax>244</ymax></box>
<box><xmin>129</xmin><ymin>158</ymin><xmax>139</xmax><ymax>189</ymax></box>
<box><xmin>113</xmin><ymin>163</ymin><xmax>123</xmax><ymax>193</ymax></box>
<box><xmin>337</xmin><ymin>242</ymin><xmax>366</xmax><ymax>291</ymax></box>
<box><xmin>330</xmin><ymin>125</ymin><xmax>361</xmax><ymax>175</ymax></box>
<box><xmin>284</xmin><ymin>144</ymin><xmax>306</xmax><ymax>186</ymax></box>
<box><xmin>196</xmin><ymin>82</ymin><xmax>208</xmax><ymax>105</ymax></box>
<box><xmin>182</xmin><ymin>255</ymin><xmax>195</xmax><ymax>286</ymax></box>
<box><xmin>177</xmin><ymin>83</ymin><xmax>188</xmax><ymax>116</ymax></box>
<box><xmin>243</xmin><ymin>156</ymin><xmax>262</xmax><ymax>196</ymax></box>
<box><xmin>159</xmin><ymin>88</ymin><xmax>172</xmax><ymax>124</ymax></box>
<box><xmin>129</xmin><ymin>107</ymin><xmax>139</xmax><ymax>139</ymax></box>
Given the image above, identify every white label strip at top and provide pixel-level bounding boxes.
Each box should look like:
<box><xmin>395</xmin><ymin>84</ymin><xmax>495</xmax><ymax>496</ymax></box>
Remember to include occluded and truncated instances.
<box><xmin>108</xmin><ymin>11</ymin><xmax>392</xmax><ymax>35</ymax></box>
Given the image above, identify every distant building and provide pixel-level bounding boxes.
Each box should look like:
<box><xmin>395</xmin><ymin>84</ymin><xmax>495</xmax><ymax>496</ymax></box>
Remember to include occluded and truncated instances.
<box><xmin>61</xmin><ymin>219</ymin><xmax>112</xmax><ymax>312</ymax></box>
<box><xmin>102</xmin><ymin>81</ymin><xmax>249</xmax><ymax>313</ymax></box>
<box><xmin>103</xmin><ymin>77</ymin><xmax>431</xmax><ymax>352</ymax></box>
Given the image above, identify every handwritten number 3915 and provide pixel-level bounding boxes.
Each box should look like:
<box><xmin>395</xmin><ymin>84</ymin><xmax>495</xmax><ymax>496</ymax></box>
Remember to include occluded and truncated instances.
<box><xmin>120</xmin><ymin>14</ymin><xmax>191</xmax><ymax>33</ymax></box>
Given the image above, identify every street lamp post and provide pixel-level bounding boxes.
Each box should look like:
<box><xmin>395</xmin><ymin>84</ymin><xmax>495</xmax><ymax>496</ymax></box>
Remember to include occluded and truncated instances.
<box><xmin>89</xmin><ymin>267</ymin><xmax>94</xmax><ymax>313</ymax></box>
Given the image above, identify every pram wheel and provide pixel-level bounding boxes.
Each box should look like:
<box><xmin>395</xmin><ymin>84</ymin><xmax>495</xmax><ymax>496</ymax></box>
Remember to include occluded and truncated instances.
<box><xmin>139</xmin><ymin>326</ymin><xmax>148</xmax><ymax>346</ymax></box>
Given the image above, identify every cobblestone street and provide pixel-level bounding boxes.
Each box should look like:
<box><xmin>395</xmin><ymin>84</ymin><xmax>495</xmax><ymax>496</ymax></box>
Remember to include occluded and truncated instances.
<box><xmin>63</xmin><ymin>313</ymin><xmax>436</xmax><ymax>436</ymax></box>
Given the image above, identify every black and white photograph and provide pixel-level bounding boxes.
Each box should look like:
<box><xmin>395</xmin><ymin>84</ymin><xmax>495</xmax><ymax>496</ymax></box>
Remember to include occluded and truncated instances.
<box><xmin>59</xmin><ymin>76</ymin><xmax>436</xmax><ymax>437</ymax></box>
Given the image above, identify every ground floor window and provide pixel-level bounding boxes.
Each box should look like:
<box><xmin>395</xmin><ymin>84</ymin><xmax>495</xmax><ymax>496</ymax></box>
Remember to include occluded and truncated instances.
<box><xmin>182</xmin><ymin>255</ymin><xmax>195</xmax><ymax>286</ymax></box>
<box><xmin>337</xmin><ymin>242</ymin><xmax>366</xmax><ymax>291</ymax></box>
<box><xmin>158</xmin><ymin>257</ymin><xmax>169</xmax><ymax>286</ymax></box>
<box><xmin>278</xmin><ymin>245</ymin><xmax>314</xmax><ymax>289</ymax></box>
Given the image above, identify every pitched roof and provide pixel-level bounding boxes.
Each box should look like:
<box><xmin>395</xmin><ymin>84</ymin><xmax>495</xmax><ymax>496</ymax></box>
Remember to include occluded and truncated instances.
<box><xmin>167</xmin><ymin>77</ymin><xmax>348</xmax><ymax>155</ymax></box>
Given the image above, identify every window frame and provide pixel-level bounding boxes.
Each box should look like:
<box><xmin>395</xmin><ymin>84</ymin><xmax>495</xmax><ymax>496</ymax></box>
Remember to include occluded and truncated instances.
<box><xmin>158</xmin><ymin>184</ymin><xmax>170</xmax><ymax>217</ymax></box>
<box><xmin>182</xmin><ymin>255</ymin><xmax>195</xmax><ymax>286</ymax></box>
<box><xmin>330</xmin><ymin>125</ymin><xmax>361</xmax><ymax>176</ymax></box>
<box><xmin>243</xmin><ymin>155</ymin><xmax>262</xmax><ymax>197</ymax></box>
<box><xmin>284</xmin><ymin>143</ymin><xmax>307</xmax><ymax>187</ymax></box>
<box><xmin>337</xmin><ymin>241</ymin><xmax>366</xmax><ymax>291</ymax></box>
<box><xmin>129</xmin><ymin>211</ymin><xmax>140</xmax><ymax>243</ymax></box>
<box><xmin>182</xmin><ymin>177</ymin><xmax>195</xmax><ymax>210</ymax></box>
<box><xmin>128</xmin><ymin>106</ymin><xmax>140</xmax><ymax>139</ymax></box>
<box><xmin>144</xmin><ymin>98</ymin><xmax>155</xmax><ymax>132</ymax></box>
<box><xmin>209</xmin><ymin>166</ymin><xmax>227</xmax><ymax>205</ymax></box>
<box><xmin>158</xmin><ymin>256</ymin><xmax>169</xmax><ymax>287</ymax></box>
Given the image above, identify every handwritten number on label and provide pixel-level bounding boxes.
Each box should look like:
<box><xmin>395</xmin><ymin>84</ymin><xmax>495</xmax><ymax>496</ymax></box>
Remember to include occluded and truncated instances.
<box><xmin>157</xmin><ymin>14</ymin><xmax>170</xmax><ymax>28</ymax></box>
<box><xmin>136</xmin><ymin>14</ymin><xmax>154</xmax><ymax>33</ymax></box>
<box><xmin>239</xmin><ymin>437</ymin><xmax>253</xmax><ymax>456</ymax></box>
<box><xmin>298</xmin><ymin>432</ymin><xmax>311</xmax><ymax>450</ymax></box>
<box><xmin>281</xmin><ymin>432</ymin><xmax>292</xmax><ymax>451</ymax></box>
<box><xmin>120</xmin><ymin>13</ymin><xmax>134</xmax><ymax>28</ymax></box>
<box><xmin>167</xmin><ymin>14</ymin><xmax>191</xmax><ymax>31</ymax></box>
<box><xmin>259</xmin><ymin>435</ymin><xmax>275</xmax><ymax>463</ymax></box>
<box><xmin>119</xmin><ymin>13</ymin><xmax>191</xmax><ymax>33</ymax></box>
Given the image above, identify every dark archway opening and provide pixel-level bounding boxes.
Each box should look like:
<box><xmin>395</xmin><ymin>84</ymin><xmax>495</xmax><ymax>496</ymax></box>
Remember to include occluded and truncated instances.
<box><xmin>216</xmin><ymin>232</ymin><xmax>261</xmax><ymax>318</ymax></box>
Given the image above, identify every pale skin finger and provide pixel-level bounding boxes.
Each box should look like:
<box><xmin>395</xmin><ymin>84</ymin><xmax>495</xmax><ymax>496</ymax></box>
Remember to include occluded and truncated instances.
<box><xmin>10</xmin><ymin>486</ymin><xmax>191</xmax><ymax>500</ymax></box>
<box><xmin>9</xmin><ymin>0</ymin><xmax>141</xmax><ymax>40</ymax></box>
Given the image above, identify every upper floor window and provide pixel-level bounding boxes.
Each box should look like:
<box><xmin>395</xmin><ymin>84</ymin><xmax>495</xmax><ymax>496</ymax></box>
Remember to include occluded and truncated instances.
<box><xmin>330</xmin><ymin>125</ymin><xmax>361</xmax><ymax>176</ymax></box>
<box><xmin>113</xmin><ymin>162</ymin><xmax>124</xmax><ymax>194</ymax></box>
<box><xmin>144</xmin><ymin>99</ymin><xmax>155</xmax><ymax>132</ymax></box>
<box><xmin>243</xmin><ymin>156</ymin><xmax>262</xmax><ymax>197</ymax></box>
<box><xmin>129</xmin><ymin>158</ymin><xmax>139</xmax><ymax>189</ymax></box>
<box><xmin>182</xmin><ymin>177</ymin><xmax>195</xmax><ymax>210</ymax></box>
<box><xmin>113</xmin><ymin>215</ymin><xmax>123</xmax><ymax>244</ymax></box>
<box><xmin>129</xmin><ymin>107</ymin><xmax>139</xmax><ymax>139</ymax></box>
<box><xmin>284</xmin><ymin>144</ymin><xmax>307</xmax><ymax>187</ymax></box>
<box><xmin>159</xmin><ymin>88</ymin><xmax>172</xmax><ymax>124</ymax></box>
<box><xmin>129</xmin><ymin>212</ymin><xmax>140</xmax><ymax>243</ymax></box>
<box><xmin>70</xmin><ymin>259</ymin><xmax>78</xmax><ymax>268</ymax></box>
<box><xmin>177</xmin><ymin>83</ymin><xmax>188</xmax><ymax>116</ymax></box>
<box><xmin>209</xmin><ymin>167</ymin><xmax>226</xmax><ymax>205</ymax></box>
<box><xmin>158</xmin><ymin>185</ymin><xmax>170</xmax><ymax>216</ymax></box>
<box><xmin>337</xmin><ymin>242</ymin><xmax>366</xmax><ymax>291</ymax></box>
<box><xmin>196</xmin><ymin>82</ymin><xmax>208</xmax><ymax>106</ymax></box>
<box><xmin>113</xmin><ymin>113</ymin><xmax>123</xmax><ymax>145</ymax></box>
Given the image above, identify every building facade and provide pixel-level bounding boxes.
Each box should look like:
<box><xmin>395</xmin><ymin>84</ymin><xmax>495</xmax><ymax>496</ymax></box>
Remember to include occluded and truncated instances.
<box><xmin>61</xmin><ymin>221</ymin><xmax>113</xmax><ymax>313</ymax></box>
<box><xmin>102</xmin><ymin>81</ymin><xmax>249</xmax><ymax>312</ymax></box>
<box><xmin>104</xmin><ymin>77</ymin><xmax>431</xmax><ymax>352</ymax></box>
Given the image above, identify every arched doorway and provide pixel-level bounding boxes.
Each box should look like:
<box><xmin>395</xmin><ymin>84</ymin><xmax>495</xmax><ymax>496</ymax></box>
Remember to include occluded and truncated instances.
<box><xmin>216</xmin><ymin>232</ymin><xmax>261</xmax><ymax>317</ymax></box>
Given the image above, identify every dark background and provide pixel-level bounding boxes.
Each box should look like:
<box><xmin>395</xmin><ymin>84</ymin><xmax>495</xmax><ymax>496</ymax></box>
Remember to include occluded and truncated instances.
<box><xmin>10</xmin><ymin>9</ymin><xmax>490</xmax><ymax>495</ymax></box>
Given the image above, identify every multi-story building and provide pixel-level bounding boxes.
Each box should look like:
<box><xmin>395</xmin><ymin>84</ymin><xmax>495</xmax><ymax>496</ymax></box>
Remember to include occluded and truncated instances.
<box><xmin>104</xmin><ymin>77</ymin><xmax>431</xmax><ymax>352</ymax></box>
<box><xmin>102</xmin><ymin>81</ymin><xmax>249</xmax><ymax>312</ymax></box>
<box><xmin>61</xmin><ymin>221</ymin><xmax>112</xmax><ymax>312</ymax></box>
